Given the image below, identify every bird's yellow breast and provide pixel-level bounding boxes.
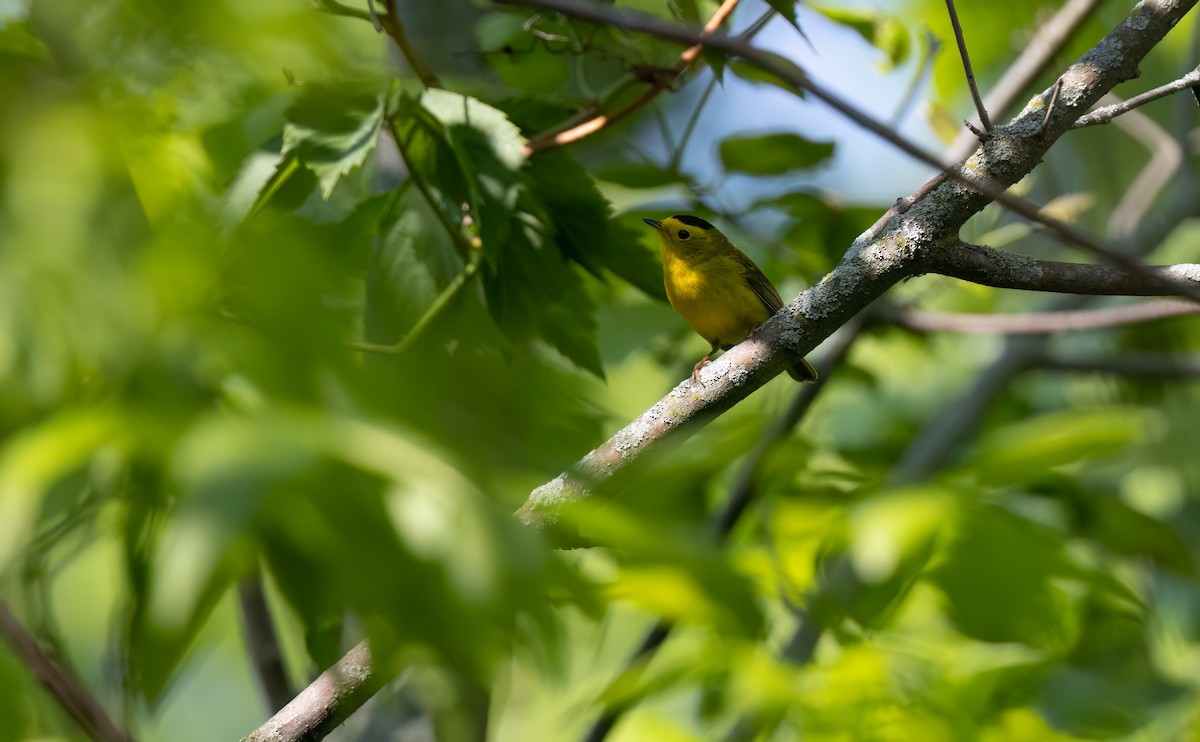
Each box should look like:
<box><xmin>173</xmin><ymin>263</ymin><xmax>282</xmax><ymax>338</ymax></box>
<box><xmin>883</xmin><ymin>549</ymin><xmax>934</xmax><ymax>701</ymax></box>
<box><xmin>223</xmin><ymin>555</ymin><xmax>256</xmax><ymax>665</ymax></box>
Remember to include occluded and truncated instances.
<box><xmin>662</xmin><ymin>249</ymin><xmax>770</xmax><ymax>346</ymax></box>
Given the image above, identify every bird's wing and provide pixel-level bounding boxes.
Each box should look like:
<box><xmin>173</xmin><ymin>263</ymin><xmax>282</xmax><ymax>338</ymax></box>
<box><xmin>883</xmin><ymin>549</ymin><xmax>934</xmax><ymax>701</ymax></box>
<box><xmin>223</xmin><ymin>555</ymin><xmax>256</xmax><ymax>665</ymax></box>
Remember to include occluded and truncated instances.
<box><xmin>734</xmin><ymin>248</ymin><xmax>785</xmax><ymax>315</ymax></box>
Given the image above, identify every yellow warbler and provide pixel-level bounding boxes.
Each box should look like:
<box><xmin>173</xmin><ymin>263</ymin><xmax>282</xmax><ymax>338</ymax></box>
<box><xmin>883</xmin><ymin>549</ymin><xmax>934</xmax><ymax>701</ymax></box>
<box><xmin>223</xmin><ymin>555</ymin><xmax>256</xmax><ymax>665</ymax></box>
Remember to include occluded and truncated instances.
<box><xmin>644</xmin><ymin>215</ymin><xmax>817</xmax><ymax>384</ymax></box>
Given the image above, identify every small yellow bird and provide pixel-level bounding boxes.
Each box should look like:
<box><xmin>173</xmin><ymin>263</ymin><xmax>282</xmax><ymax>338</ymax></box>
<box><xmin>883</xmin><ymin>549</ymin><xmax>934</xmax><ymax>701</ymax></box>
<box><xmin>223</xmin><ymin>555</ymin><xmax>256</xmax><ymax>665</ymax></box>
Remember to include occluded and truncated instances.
<box><xmin>644</xmin><ymin>215</ymin><xmax>817</xmax><ymax>385</ymax></box>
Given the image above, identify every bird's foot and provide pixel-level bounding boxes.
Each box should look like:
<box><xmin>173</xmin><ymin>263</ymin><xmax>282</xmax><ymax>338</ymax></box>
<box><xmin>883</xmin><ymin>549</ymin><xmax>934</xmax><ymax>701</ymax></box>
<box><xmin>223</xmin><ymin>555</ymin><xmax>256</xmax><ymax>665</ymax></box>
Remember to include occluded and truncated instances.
<box><xmin>691</xmin><ymin>359</ymin><xmax>710</xmax><ymax>386</ymax></box>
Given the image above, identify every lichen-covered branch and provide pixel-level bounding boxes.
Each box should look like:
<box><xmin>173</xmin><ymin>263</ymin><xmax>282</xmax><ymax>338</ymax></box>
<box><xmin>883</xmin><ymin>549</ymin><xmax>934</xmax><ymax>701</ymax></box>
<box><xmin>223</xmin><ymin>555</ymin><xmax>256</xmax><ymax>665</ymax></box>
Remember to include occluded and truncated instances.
<box><xmin>926</xmin><ymin>241</ymin><xmax>1200</xmax><ymax>295</ymax></box>
<box><xmin>241</xmin><ymin>641</ymin><xmax>381</xmax><ymax>742</ymax></box>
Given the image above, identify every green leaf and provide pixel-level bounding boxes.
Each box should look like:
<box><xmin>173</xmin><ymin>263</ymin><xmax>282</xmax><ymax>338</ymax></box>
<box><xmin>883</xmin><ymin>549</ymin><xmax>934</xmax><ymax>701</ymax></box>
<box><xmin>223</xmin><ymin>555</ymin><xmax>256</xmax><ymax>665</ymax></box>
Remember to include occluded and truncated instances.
<box><xmin>592</xmin><ymin>161</ymin><xmax>688</xmax><ymax>189</ymax></box>
<box><xmin>392</xmin><ymin>93</ymin><xmax>603</xmax><ymax>375</ymax></box>
<box><xmin>929</xmin><ymin>504</ymin><xmax>1079</xmax><ymax>651</ymax></box>
<box><xmin>484</xmin><ymin>230</ymin><xmax>605</xmax><ymax>376</ymax></box>
<box><xmin>764</xmin><ymin>0</ymin><xmax>801</xmax><ymax>31</ymax></box>
<box><xmin>719</xmin><ymin>132</ymin><xmax>835</xmax><ymax>175</ymax></box>
<box><xmin>814</xmin><ymin>6</ymin><xmax>911</xmax><ymax>69</ymax></box>
<box><xmin>364</xmin><ymin>184</ymin><xmax>465</xmax><ymax>346</ymax></box>
<box><xmin>527</xmin><ymin>151</ymin><xmax>666</xmax><ymax>300</ymax></box>
<box><xmin>418</xmin><ymin>88</ymin><xmax>527</xmax><ymax>173</ymax></box>
<box><xmin>967</xmin><ymin>409</ymin><xmax>1144</xmax><ymax>487</ymax></box>
<box><xmin>281</xmin><ymin>85</ymin><xmax>385</xmax><ymax>199</ymax></box>
<box><xmin>0</xmin><ymin>21</ymin><xmax>47</xmax><ymax>60</ymax></box>
<box><xmin>727</xmin><ymin>52</ymin><xmax>809</xmax><ymax>96</ymax></box>
<box><xmin>132</xmin><ymin>413</ymin><xmax>324</xmax><ymax>702</ymax></box>
<box><xmin>0</xmin><ymin>411</ymin><xmax>121</xmax><ymax>573</ymax></box>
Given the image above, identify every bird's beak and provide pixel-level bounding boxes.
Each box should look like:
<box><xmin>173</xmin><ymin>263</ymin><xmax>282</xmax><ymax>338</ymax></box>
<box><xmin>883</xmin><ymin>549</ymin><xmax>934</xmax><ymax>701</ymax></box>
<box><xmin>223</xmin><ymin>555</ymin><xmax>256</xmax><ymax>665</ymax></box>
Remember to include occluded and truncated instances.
<box><xmin>642</xmin><ymin>218</ymin><xmax>665</xmax><ymax>232</ymax></box>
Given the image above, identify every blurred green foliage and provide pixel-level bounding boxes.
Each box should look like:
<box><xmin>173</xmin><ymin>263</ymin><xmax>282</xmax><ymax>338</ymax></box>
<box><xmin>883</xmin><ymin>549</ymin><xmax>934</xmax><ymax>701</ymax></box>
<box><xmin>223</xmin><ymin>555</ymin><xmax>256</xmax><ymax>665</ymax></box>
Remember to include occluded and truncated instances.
<box><xmin>2</xmin><ymin>0</ymin><xmax>1200</xmax><ymax>741</ymax></box>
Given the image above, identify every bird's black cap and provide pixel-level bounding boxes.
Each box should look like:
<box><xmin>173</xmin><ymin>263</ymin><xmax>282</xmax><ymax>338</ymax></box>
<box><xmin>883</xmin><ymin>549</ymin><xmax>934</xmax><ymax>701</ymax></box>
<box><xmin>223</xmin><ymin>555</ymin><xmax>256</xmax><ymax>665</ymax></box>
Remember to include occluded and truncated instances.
<box><xmin>672</xmin><ymin>215</ymin><xmax>714</xmax><ymax>229</ymax></box>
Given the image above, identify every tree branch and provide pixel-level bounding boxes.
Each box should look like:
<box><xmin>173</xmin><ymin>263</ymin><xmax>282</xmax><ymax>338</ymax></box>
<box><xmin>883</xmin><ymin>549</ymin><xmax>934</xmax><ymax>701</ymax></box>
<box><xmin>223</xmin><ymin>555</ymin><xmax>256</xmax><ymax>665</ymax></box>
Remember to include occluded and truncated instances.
<box><xmin>379</xmin><ymin>1</ymin><xmax>442</xmax><ymax>88</ymax></box>
<box><xmin>239</xmin><ymin>640</ymin><xmax>383</xmax><ymax>742</ymax></box>
<box><xmin>926</xmin><ymin>240</ymin><xmax>1200</xmax><ymax>296</ymax></box>
<box><xmin>944</xmin><ymin>0</ymin><xmax>992</xmax><ymax>131</ymax></box>
<box><xmin>1074</xmin><ymin>65</ymin><xmax>1200</xmax><ymax>127</ymax></box>
<box><xmin>0</xmin><ymin>602</ymin><xmax>132</xmax><ymax>742</ymax></box>
<box><xmin>885</xmin><ymin>298</ymin><xmax>1199</xmax><ymax>334</ymax></box>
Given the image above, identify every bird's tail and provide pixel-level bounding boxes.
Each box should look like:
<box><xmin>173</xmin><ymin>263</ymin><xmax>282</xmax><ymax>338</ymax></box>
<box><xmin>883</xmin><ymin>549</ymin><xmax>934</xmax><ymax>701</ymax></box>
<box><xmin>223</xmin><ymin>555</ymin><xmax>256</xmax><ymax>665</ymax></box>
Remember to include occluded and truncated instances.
<box><xmin>786</xmin><ymin>357</ymin><xmax>819</xmax><ymax>383</ymax></box>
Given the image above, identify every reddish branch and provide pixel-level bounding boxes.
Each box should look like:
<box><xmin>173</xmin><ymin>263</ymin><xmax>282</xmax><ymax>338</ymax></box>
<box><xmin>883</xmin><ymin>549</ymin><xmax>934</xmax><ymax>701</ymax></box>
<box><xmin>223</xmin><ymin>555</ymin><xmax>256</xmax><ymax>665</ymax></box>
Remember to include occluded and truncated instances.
<box><xmin>886</xmin><ymin>298</ymin><xmax>1199</xmax><ymax>334</ymax></box>
<box><xmin>524</xmin><ymin>0</ymin><xmax>742</xmax><ymax>154</ymax></box>
<box><xmin>0</xmin><ymin>602</ymin><xmax>132</xmax><ymax>742</ymax></box>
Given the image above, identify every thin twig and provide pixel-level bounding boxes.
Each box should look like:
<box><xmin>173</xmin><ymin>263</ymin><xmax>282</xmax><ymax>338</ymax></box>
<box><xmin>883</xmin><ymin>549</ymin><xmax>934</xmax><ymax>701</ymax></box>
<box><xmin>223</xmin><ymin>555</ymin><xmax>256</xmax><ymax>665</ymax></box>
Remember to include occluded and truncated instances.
<box><xmin>885</xmin><ymin>298</ymin><xmax>1199</xmax><ymax>334</ymax></box>
<box><xmin>365</xmin><ymin>0</ymin><xmax>384</xmax><ymax>31</ymax></box>
<box><xmin>1041</xmin><ymin>77</ymin><xmax>1063</xmax><ymax>133</ymax></box>
<box><xmin>388</xmin><ymin>119</ymin><xmax>478</xmax><ymax>257</ymax></box>
<box><xmin>0</xmin><ymin>602</ymin><xmax>132</xmax><ymax>742</ymax></box>
<box><xmin>525</xmin><ymin>0</ymin><xmax>744</xmax><ymax>154</ymax></box>
<box><xmin>669</xmin><ymin>73</ymin><xmax>720</xmax><ymax>170</ymax></box>
<box><xmin>944</xmin><ymin>0</ymin><xmax>992</xmax><ymax>131</ymax></box>
<box><xmin>379</xmin><ymin>0</ymin><xmax>441</xmax><ymax>88</ymax></box>
<box><xmin>392</xmin><ymin>251</ymin><xmax>484</xmax><ymax>355</ymax></box>
<box><xmin>1074</xmin><ymin>66</ymin><xmax>1200</xmax><ymax>127</ymax></box>
<box><xmin>581</xmin><ymin>621</ymin><xmax>673</xmax><ymax>742</ymax></box>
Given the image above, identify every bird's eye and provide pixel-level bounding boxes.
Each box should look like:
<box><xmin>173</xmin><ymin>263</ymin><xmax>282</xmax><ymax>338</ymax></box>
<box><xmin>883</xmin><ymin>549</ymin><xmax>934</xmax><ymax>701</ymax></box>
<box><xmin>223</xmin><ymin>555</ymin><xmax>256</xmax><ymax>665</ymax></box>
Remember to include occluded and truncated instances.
<box><xmin>677</xmin><ymin>229</ymin><xmax>690</xmax><ymax>240</ymax></box>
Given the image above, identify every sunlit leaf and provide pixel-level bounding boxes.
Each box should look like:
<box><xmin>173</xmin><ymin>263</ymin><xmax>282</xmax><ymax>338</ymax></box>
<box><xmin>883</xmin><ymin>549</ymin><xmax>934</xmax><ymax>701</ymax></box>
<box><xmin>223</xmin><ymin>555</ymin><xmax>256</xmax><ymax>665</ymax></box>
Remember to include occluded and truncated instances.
<box><xmin>281</xmin><ymin>85</ymin><xmax>386</xmax><ymax>200</ymax></box>
<box><xmin>0</xmin><ymin>412</ymin><xmax>121</xmax><ymax>573</ymax></box>
<box><xmin>966</xmin><ymin>409</ymin><xmax>1144</xmax><ymax>487</ymax></box>
<box><xmin>814</xmin><ymin>5</ymin><xmax>911</xmax><ymax>69</ymax></box>
<box><xmin>930</xmin><ymin>503</ymin><xmax>1079</xmax><ymax>651</ymax></box>
<box><xmin>727</xmin><ymin>52</ymin><xmax>809</xmax><ymax>96</ymax></box>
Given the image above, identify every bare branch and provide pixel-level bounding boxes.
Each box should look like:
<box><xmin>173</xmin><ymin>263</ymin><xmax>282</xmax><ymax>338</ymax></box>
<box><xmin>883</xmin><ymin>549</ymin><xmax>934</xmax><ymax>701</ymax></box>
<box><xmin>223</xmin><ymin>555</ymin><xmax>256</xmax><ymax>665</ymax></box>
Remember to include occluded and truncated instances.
<box><xmin>1074</xmin><ymin>65</ymin><xmax>1200</xmax><ymax>127</ymax></box>
<box><xmin>0</xmin><ymin>602</ymin><xmax>132</xmax><ymax>742</ymax></box>
<box><xmin>944</xmin><ymin>0</ymin><xmax>992</xmax><ymax>131</ymax></box>
<box><xmin>885</xmin><ymin>298</ymin><xmax>1199</xmax><ymax>334</ymax></box>
<box><xmin>927</xmin><ymin>241</ymin><xmax>1200</xmax><ymax>296</ymax></box>
<box><xmin>240</xmin><ymin>640</ymin><xmax>383</xmax><ymax>742</ymax></box>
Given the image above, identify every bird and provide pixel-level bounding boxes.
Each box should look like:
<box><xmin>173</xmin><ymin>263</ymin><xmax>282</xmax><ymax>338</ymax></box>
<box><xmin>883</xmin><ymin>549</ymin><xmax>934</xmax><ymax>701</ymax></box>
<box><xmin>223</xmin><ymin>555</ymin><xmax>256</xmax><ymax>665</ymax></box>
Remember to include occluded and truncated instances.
<box><xmin>644</xmin><ymin>215</ymin><xmax>817</xmax><ymax>385</ymax></box>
